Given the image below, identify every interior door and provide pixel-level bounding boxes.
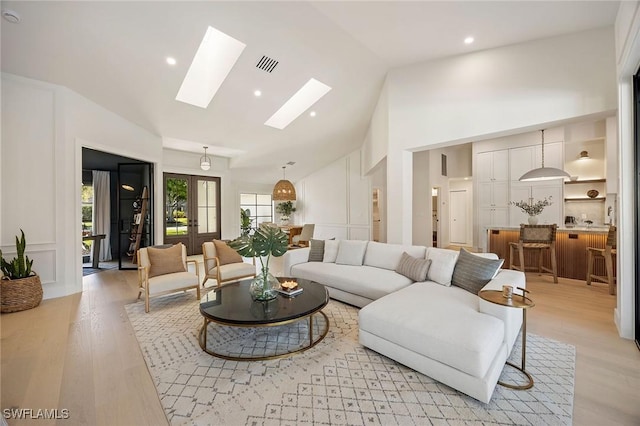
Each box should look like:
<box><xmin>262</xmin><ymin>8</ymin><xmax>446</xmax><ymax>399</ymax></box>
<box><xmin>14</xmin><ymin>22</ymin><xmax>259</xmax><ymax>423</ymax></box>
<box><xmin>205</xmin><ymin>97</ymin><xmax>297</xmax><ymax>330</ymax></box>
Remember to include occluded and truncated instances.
<box><xmin>164</xmin><ymin>173</ymin><xmax>221</xmax><ymax>255</ymax></box>
<box><xmin>449</xmin><ymin>190</ymin><xmax>467</xmax><ymax>244</ymax></box>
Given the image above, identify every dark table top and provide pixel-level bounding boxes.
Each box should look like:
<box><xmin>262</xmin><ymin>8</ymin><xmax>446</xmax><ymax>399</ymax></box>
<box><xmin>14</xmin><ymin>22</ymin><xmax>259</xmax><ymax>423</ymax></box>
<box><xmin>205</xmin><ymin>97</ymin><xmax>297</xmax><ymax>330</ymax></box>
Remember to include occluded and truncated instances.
<box><xmin>200</xmin><ymin>278</ymin><xmax>329</xmax><ymax>325</ymax></box>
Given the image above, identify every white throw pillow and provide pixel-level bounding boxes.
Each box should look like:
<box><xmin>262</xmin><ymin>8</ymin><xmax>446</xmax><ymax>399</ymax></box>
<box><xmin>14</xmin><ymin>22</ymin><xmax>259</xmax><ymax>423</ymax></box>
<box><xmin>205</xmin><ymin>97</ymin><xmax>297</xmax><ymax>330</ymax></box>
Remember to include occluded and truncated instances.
<box><xmin>335</xmin><ymin>240</ymin><xmax>369</xmax><ymax>266</ymax></box>
<box><xmin>425</xmin><ymin>247</ymin><xmax>459</xmax><ymax>286</ymax></box>
<box><xmin>323</xmin><ymin>240</ymin><xmax>340</xmax><ymax>263</ymax></box>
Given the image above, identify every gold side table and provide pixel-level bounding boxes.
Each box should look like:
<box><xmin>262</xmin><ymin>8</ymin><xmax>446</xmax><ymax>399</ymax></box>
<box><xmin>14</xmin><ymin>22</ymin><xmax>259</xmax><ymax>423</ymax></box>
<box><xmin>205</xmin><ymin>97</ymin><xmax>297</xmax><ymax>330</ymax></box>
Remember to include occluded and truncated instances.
<box><xmin>479</xmin><ymin>288</ymin><xmax>535</xmax><ymax>390</ymax></box>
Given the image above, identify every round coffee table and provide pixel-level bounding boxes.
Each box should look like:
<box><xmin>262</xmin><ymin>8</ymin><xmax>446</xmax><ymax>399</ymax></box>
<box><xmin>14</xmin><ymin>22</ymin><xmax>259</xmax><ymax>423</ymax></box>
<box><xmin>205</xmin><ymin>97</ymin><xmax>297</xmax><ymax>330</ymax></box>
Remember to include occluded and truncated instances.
<box><xmin>198</xmin><ymin>278</ymin><xmax>329</xmax><ymax>361</ymax></box>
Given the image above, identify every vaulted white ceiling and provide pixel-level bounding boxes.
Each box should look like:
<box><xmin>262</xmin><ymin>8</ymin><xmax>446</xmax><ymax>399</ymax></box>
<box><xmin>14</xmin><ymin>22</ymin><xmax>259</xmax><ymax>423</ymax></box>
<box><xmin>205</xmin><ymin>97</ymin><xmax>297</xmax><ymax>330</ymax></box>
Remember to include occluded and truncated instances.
<box><xmin>0</xmin><ymin>1</ymin><xmax>619</xmax><ymax>183</ymax></box>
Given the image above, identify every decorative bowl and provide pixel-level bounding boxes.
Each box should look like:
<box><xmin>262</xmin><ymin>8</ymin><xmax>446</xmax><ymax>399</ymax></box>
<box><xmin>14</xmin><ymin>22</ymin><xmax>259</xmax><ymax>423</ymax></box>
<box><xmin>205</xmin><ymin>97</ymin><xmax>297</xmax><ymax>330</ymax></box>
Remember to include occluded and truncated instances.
<box><xmin>569</xmin><ymin>176</ymin><xmax>578</xmax><ymax>181</ymax></box>
<box><xmin>587</xmin><ymin>189</ymin><xmax>599</xmax><ymax>199</ymax></box>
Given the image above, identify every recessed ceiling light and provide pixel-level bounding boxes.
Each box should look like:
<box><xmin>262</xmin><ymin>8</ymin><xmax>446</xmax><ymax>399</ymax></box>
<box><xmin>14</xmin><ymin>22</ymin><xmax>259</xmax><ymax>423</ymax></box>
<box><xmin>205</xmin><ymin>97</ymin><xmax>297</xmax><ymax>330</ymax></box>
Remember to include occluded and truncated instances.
<box><xmin>175</xmin><ymin>26</ymin><xmax>246</xmax><ymax>109</ymax></box>
<box><xmin>265</xmin><ymin>78</ymin><xmax>331</xmax><ymax>130</ymax></box>
<box><xmin>166</xmin><ymin>57</ymin><xmax>177</xmax><ymax>65</ymax></box>
<box><xmin>310</xmin><ymin>111</ymin><xmax>316</xmax><ymax>117</ymax></box>
<box><xmin>254</xmin><ymin>90</ymin><xmax>262</xmax><ymax>97</ymax></box>
<box><xmin>1</xmin><ymin>9</ymin><xmax>20</xmax><ymax>24</ymax></box>
<box><xmin>464</xmin><ymin>36</ymin><xmax>475</xmax><ymax>45</ymax></box>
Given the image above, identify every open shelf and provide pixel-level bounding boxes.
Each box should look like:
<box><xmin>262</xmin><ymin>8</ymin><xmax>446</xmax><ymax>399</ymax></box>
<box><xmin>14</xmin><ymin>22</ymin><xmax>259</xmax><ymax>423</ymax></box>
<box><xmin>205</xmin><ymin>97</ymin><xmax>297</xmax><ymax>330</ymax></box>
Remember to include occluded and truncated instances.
<box><xmin>564</xmin><ymin>178</ymin><xmax>606</xmax><ymax>185</ymax></box>
<box><xmin>564</xmin><ymin>197</ymin><xmax>606</xmax><ymax>202</ymax></box>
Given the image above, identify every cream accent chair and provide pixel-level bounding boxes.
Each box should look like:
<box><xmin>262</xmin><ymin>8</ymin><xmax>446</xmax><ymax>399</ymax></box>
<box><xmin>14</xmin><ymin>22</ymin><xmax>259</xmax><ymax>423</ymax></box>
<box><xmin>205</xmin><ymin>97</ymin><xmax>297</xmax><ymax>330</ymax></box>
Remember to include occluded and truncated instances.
<box><xmin>291</xmin><ymin>224</ymin><xmax>315</xmax><ymax>247</ymax></box>
<box><xmin>137</xmin><ymin>244</ymin><xmax>200</xmax><ymax>313</ymax></box>
<box><xmin>202</xmin><ymin>242</ymin><xmax>256</xmax><ymax>287</ymax></box>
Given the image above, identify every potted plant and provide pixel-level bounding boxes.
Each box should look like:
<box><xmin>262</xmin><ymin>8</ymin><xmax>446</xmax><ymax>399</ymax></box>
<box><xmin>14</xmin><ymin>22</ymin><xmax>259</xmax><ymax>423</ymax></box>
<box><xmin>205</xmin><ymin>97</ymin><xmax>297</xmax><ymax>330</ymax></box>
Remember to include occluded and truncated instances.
<box><xmin>275</xmin><ymin>201</ymin><xmax>296</xmax><ymax>225</ymax></box>
<box><xmin>510</xmin><ymin>197</ymin><xmax>553</xmax><ymax>225</ymax></box>
<box><xmin>0</xmin><ymin>229</ymin><xmax>43</xmax><ymax>313</ymax></box>
<box><xmin>228</xmin><ymin>224</ymin><xmax>288</xmax><ymax>301</ymax></box>
<box><xmin>240</xmin><ymin>208</ymin><xmax>253</xmax><ymax>236</ymax></box>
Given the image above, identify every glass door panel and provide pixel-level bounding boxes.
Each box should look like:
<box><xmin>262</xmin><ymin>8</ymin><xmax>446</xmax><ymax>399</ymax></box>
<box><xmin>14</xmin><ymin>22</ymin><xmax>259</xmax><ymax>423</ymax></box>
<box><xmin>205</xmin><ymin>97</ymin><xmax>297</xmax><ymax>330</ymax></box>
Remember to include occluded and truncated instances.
<box><xmin>164</xmin><ymin>174</ymin><xmax>190</xmax><ymax>250</ymax></box>
<box><xmin>163</xmin><ymin>173</ymin><xmax>220</xmax><ymax>255</ymax></box>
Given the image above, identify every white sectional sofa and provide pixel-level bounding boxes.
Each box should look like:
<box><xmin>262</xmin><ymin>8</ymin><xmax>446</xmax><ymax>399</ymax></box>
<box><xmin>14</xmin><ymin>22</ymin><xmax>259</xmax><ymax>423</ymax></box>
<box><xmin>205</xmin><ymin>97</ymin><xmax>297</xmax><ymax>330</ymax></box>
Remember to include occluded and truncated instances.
<box><xmin>283</xmin><ymin>240</ymin><xmax>526</xmax><ymax>403</ymax></box>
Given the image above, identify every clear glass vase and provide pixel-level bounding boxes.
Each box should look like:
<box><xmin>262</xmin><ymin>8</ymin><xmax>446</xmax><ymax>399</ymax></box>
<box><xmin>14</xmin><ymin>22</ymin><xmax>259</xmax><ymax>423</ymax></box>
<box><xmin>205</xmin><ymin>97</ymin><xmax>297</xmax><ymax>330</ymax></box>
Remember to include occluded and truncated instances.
<box><xmin>249</xmin><ymin>268</ymin><xmax>279</xmax><ymax>301</ymax></box>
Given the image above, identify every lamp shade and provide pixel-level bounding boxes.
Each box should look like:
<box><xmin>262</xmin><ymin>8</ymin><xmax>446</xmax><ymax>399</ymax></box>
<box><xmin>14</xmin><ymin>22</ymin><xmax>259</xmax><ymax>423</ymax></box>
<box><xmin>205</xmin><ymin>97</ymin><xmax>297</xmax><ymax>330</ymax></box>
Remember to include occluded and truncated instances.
<box><xmin>519</xmin><ymin>167</ymin><xmax>570</xmax><ymax>181</ymax></box>
<box><xmin>272</xmin><ymin>179</ymin><xmax>296</xmax><ymax>201</ymax></box>
<box><xmin>200</xmin><ymin>146</ymin><xmax>211</xmax><ymax>171</ymax></box>
<box><xmin>519</xmin><ymin>129</ymin><xmax>570</xmax><ymax>181</ymax></box>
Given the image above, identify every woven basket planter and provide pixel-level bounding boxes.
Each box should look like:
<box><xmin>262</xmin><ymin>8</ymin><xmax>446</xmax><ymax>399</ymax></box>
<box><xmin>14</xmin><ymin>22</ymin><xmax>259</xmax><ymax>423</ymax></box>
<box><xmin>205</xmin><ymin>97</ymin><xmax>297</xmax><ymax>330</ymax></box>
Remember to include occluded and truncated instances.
<box><xmin>1</xmin><ymin>275</ymin><xmax>43</xmax><ymax>313</ymax></box>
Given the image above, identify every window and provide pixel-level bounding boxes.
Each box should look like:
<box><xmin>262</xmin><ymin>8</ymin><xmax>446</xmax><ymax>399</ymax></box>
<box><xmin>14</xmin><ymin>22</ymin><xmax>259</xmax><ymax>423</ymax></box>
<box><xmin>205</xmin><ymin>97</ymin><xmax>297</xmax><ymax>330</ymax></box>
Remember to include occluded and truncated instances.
<box><xmin>81</xmin><ymin>184</ymin><xmax>94</xmax><ymax>258</ymax></box>
<box><xmin>81</xmin><ymin>184</ymin><xmax>94</xmax><ymax>235</ymax></box>
<box><xmin>240</xmin><ymin>193</ymin><xmax>273</xmax><ymax>231</ymax></box>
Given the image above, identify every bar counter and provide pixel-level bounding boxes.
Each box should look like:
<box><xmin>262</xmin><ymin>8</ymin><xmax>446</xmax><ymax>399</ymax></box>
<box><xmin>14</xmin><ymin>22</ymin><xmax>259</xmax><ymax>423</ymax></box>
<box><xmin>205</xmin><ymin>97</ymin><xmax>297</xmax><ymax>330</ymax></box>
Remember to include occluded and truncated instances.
<box><xmin>487</xmin><ymin>226</ymin><xmax>612</xmax><ymax>281</ymax></box>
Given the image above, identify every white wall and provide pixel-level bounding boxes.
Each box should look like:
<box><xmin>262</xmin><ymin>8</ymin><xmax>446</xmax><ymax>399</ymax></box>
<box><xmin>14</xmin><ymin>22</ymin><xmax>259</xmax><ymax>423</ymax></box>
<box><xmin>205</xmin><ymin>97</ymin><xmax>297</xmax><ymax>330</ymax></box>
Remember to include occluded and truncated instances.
<box><xmin>1</xmin><ymin>73</ymin><xmax>163</xmax><ymax>299</ymax></box>
<box><xmin>383</xmin><ymin>27</ymin><xmax>617</xmax><ymax>244</ymax></box>
<box><xmin>362</xmin><ymin>79</ymin><xmax>389</xmax><ymax>175</ymax></box>
<box><xmin>614</xmin><ymin>0</ymin><xmax>640</xmax><ymax>339</ymax></box>
<box><xmin>369</xmin><ymin>159</ymin><xmax>387</xmax><ymax>243</ymax></box>
<box><xmin>161</xmin><ymin>148</ymin><xmax>238</xmax><ymax>240</ymax></box>
<box><xmin>296</xmin><ymin>150</ymin><xmax>371</xmax><ymax>240</ymax></box>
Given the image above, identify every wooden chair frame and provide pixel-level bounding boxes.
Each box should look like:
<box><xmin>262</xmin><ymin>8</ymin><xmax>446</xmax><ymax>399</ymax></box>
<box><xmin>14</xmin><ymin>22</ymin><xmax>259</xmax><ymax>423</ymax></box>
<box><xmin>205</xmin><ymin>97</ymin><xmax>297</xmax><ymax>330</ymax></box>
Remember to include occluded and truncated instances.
<box><xmin>586</xmin><ymin>225</ymin><xmax>617</xmax><ymax>295</ymax></box>
<box><xmin>509</xmin><ymin>224</ymin><xmax>558</xmax><ymax>283</ymax></box>
<box><xmin>137</xmin><ymin>246</ymin><xmax>200</xmax><ymax>313</ymax></box>
<box><xmin>202</xmin><ymin>242</ymin><xmax>256</xmax><ymax>288</ymax></box>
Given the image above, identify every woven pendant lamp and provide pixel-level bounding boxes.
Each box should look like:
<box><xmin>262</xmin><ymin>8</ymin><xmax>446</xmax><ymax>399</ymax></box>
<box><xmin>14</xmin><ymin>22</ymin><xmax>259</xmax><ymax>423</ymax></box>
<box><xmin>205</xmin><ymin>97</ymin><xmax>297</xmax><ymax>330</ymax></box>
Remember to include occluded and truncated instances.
<box><xmin>272</xmin><ymin>166</ymin><xmax>296</xmax><ymax>201</ymax></box>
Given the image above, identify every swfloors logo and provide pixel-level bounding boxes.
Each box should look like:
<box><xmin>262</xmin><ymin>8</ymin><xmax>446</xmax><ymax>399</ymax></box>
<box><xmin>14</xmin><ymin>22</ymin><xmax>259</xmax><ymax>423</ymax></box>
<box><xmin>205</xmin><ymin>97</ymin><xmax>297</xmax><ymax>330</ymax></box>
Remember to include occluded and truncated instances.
<box><xmin>2</xmin><ymin>408</ymin><xmax>70</xmax><ymax>420</ymax></box>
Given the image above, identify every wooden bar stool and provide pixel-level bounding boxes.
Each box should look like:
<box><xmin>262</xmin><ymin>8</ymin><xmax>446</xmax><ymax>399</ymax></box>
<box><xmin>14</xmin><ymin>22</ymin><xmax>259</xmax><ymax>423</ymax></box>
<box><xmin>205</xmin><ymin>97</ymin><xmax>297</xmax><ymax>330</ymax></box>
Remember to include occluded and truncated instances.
<box><xmin>586</xmin><ymin>225</ymin><xmax>617</xmax><ymax>295</ymax></box>
<box><xmin>509</xmin><ymin>224</ymin><xmax>558</xmax><ymax>283</ymax></box>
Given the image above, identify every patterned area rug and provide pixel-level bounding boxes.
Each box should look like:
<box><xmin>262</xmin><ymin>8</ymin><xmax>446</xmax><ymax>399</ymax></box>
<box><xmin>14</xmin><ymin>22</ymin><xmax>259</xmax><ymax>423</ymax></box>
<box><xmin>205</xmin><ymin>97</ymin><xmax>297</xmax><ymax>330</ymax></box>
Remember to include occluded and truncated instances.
<box><xmin>125</xmin><ymin>292</ymin><xmax>575</xmax><ymax>425</ymax></box>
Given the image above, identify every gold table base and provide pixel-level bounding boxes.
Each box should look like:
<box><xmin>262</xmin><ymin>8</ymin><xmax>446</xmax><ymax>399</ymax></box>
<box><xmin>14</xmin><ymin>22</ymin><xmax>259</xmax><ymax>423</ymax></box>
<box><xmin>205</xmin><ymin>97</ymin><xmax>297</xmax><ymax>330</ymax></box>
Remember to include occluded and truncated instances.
<box><xmin>198</xmin><ymin>310</ymin><xmax>329</xmax><ymax>361</ymax></box>
<box><xmin>498</xmin><ymin>361</ymin><xmax>534</xmax><ymax>390</ymax></box>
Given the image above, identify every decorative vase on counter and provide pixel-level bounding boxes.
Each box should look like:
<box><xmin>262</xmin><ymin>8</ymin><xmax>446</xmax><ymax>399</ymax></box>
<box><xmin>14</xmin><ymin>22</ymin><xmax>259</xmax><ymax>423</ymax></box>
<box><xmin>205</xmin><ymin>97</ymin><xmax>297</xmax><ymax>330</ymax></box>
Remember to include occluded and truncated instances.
<box><xmin>528</xmin><ymin>215</ymin><xmax>539</xmax><ymax>225</ymax></box>
<box><xmin>249</xmin><ymin>267</ymin><xmax>279</xmax><ymax>301</ymax></box>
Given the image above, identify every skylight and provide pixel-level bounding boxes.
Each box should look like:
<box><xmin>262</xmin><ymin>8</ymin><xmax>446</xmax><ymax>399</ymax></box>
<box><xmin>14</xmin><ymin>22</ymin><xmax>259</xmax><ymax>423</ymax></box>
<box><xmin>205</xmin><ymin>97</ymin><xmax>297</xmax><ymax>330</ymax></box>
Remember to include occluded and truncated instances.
<box><xmin>175</xmin><ymin>26</ymin><xmax>246</xmax><ymax>108</ymax></box>
<box><xmin>264</xmin><ymin>78</ymin><xmax>331</xmax><ymax>129</ymax></box>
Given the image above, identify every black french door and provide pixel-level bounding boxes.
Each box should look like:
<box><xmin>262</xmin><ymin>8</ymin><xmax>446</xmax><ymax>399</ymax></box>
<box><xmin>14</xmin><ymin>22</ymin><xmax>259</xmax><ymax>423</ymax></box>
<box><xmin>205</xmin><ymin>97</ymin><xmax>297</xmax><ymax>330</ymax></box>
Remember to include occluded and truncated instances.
<box><xmin>163</xmin><ymin>173</ymin><xmax>221</xmax><ymax>255</ymax></box>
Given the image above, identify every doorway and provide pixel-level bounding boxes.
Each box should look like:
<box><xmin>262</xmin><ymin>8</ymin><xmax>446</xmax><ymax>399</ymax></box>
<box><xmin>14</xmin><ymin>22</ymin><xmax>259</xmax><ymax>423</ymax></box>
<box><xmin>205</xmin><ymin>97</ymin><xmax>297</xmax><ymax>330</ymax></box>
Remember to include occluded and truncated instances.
<box><xmin>449</xmin><ymin>190</ymin><xmax>468</xmax><ymax>245</ymax></box>
<box><xmin>82</xmin><ymin>148</ymin><xmax>153</xmax><ymax>271</ymax></box>
<box><xmin>372</xmin><ymin>189</ymin><xmax>381</xmax><ymax>242</ymax></box>
<box><xmin>432</xmin><ymin>187</ymin><xmax>440</xmax><ymax>247</ymax></box>
<box><xmin>163</xmin><ymin>173</ymin><xmax>221</xmax><ymax>255</ymax></box>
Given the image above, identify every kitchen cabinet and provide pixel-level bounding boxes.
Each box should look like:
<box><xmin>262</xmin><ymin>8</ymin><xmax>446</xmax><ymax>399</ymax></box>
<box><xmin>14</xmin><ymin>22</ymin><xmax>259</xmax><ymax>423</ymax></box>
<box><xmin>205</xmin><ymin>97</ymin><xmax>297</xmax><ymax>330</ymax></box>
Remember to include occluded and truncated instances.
<box><xmin>510</xmin><ymin>142</ymin><xmax>563</xmax><ymax>181</ymax></box>
<box><xmin>477</xmin><ymin>150</ymin><xmax>509</xmax><ymax>182</ymax></box>
<box><xmin>510</xmin><ymin>182</ymin><xmax>562</xmax><ymax>226</ymax></box>
<box><xmin>478</xmin><ymin>181</ymin><xmax>509</xmax><ymax>208</ymax></box>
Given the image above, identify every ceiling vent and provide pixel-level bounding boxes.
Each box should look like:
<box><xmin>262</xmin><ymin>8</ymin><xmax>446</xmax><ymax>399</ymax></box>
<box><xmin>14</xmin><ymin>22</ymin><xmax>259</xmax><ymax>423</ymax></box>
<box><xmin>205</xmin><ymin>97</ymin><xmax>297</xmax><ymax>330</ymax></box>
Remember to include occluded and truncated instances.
<box><xmin>256</xmin><ymin>55</ymin><xmax>279</xmax><ymax>73</ymax></box>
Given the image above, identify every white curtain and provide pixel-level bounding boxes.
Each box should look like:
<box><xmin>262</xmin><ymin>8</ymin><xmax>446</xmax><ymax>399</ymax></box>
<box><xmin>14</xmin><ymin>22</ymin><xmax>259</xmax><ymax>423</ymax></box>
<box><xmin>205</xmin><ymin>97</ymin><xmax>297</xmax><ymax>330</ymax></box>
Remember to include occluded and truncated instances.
<box><xmin>92</xmin><ymin>171</ymin><xmax>112</xmax><ymax>261</ymax></box>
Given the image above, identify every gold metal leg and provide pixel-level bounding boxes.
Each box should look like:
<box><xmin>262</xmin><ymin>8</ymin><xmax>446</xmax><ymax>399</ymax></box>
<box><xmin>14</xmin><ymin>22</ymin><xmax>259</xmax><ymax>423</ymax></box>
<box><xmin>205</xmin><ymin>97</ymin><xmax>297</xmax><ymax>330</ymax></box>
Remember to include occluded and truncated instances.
<box><xmin>498</xmin><ymin>309</ymin><xmax>534</xmax><ymax>390</ymax></box>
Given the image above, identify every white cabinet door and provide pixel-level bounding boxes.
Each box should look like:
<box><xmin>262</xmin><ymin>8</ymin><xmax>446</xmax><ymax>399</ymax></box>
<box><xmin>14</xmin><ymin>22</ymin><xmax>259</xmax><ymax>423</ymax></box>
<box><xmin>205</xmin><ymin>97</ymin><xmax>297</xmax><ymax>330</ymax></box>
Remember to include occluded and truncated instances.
<box><xmin>477</xmin><ymin>152</ymin><xmax>493</xmax><ymax>182</ymax></box>
<box><xmin>477</xmin><ymin>150</ymin><xmax>509</xmax><ymax>182</ymax></box>
<box><xmin>492</xmin><ymin>150</ymin><xmax>509</xmax><ymax>181</ymax></box>
<box><xmin>534</xmin><ymin>142</ymin><xmax>564</xmax><ymax>170</ymax></box>
<box><xmin>493</xmin><ymin>207</ymin><xmax>510</xmax><ymax>227</ymax></box>
<box><xmin>509</xmin><ymin>183</ymin><xmax>563</xmax><ymax>226</ymax></box>
<box><xmin>493</xmin><ymin>181</ymin><xmax>510</xmax><ymax>206</ymax></box>
<box><xmin>532</xmin><ymin>184</ymin><xmax>563</xmax><ymax>225</ymax></box>
<box><xmin>510</xmin><ymin>146</ymin><xmax>535</xmax><ymax>181</ymax></box>
<box><xmin>478</xmin><ymin>182</ymin><xmax>493</xmax><ymax>207</ymax></box>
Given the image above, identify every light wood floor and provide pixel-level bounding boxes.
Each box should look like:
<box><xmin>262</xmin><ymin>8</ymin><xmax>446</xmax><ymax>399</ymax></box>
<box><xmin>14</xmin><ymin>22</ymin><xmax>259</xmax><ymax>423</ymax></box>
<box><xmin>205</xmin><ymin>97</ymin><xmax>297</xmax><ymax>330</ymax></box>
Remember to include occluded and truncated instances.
<box><xmin>1</xmin><ymin>267</ymin><xmax>639</xmax><ymax>425</ymax></box>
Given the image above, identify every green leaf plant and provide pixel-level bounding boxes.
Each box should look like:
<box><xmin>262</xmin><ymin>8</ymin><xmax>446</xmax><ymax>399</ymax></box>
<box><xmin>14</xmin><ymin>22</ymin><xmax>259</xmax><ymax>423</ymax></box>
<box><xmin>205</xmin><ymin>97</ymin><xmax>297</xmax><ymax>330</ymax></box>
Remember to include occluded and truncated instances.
<box><xmin>0</xmin><ymin>229</ymin><xmax>35</xmax><ymax>280</ymax></box>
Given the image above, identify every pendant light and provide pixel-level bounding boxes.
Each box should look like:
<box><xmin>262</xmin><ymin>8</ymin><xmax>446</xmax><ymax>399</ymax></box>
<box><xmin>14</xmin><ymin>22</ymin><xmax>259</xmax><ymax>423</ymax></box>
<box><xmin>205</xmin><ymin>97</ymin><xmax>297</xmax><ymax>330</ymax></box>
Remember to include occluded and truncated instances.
<box><xmin>272</xmin><ymin>166</ymin><xmax>296</xmax><ymax>201</ymax></box>
<box><xmin>519</xmin><ymin>130</ymin><xmax>570</xmax><ymax>181</ymax></box>
<box><xmin>200</xmin><ymin>146</ymin><xmax>211</xmax><ymax>171</ymax></box>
